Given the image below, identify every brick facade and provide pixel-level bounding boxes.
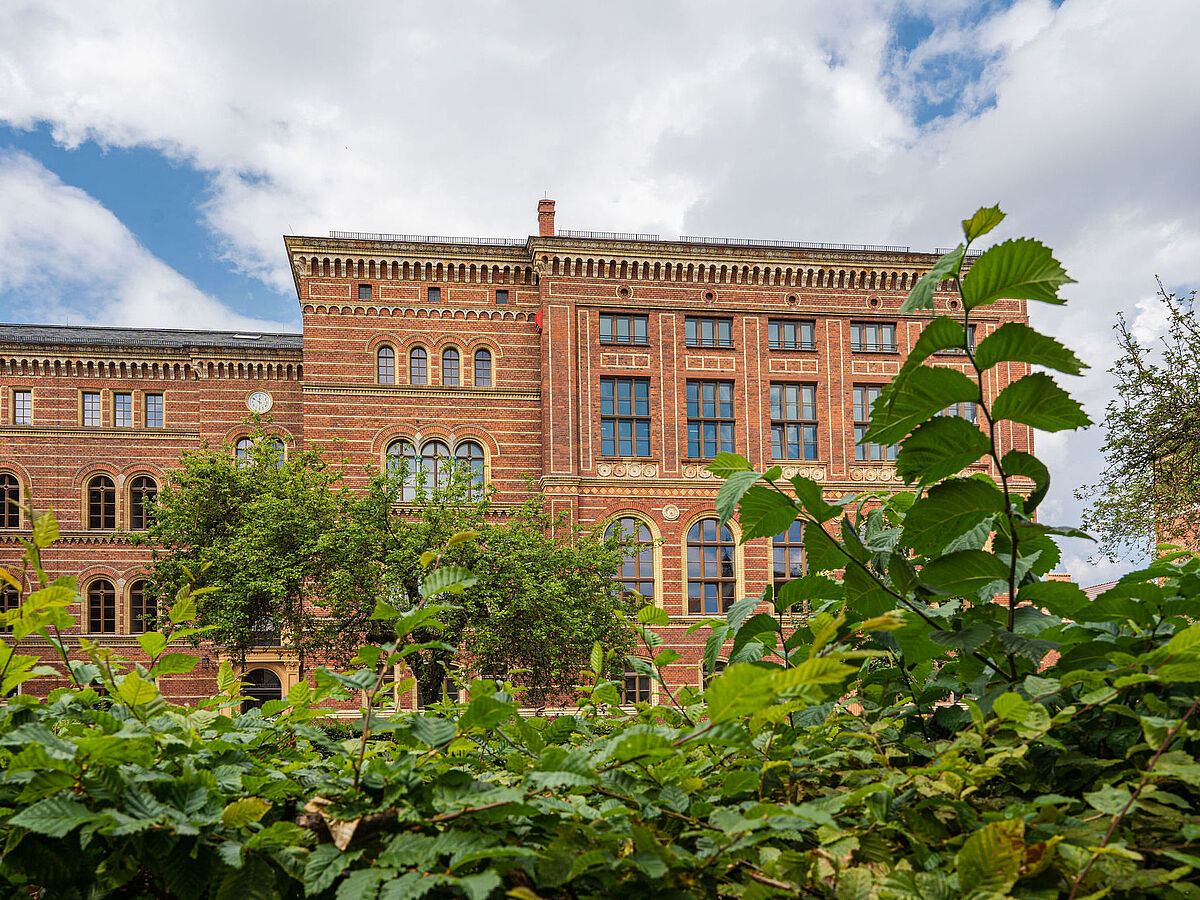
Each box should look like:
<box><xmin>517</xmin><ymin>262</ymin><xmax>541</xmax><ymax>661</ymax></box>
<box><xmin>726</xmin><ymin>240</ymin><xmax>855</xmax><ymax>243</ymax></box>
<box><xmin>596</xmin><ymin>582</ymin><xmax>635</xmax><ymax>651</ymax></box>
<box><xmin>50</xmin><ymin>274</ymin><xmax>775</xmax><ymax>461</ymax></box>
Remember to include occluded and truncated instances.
<box><xmin>0</xmin><ymin>200</ymin><xmax>1030</xmax><ymax>707</ymax></box>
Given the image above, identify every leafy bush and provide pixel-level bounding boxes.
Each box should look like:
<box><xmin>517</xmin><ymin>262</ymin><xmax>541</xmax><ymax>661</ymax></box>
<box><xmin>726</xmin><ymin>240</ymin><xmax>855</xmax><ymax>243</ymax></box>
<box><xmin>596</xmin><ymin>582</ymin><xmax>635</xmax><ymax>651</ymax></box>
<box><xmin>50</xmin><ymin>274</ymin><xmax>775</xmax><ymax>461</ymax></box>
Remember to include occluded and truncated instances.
<box><xmin>2</xmin><ymin>208</ymin><xmax>1199</xmax><ymax>898</ymax></box>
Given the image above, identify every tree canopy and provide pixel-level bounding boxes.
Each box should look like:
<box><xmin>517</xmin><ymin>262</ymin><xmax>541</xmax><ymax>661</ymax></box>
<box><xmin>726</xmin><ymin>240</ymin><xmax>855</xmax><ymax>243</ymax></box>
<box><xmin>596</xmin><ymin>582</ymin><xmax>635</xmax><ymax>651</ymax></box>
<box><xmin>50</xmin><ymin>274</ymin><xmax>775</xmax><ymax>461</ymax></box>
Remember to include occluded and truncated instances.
<box><xmin>146</xmin><ymin>433</ymin><xmax>636</xmax><ymax>704</ymax></box>
<box><xmin>1078</xmin><ymin>282</ymin><xmax>1200</xmax><ymax>559</ymax></box>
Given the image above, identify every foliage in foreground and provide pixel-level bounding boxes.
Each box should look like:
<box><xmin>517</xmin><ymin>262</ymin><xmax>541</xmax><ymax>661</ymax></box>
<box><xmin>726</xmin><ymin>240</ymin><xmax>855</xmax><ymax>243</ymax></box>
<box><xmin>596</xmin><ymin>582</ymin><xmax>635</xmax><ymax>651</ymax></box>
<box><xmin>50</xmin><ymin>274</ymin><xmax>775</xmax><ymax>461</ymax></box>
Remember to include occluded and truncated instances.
<box><xmin>2</xmin><ymin>208</ymin><xmax>1200</xmax><ymax>898</ymax></box>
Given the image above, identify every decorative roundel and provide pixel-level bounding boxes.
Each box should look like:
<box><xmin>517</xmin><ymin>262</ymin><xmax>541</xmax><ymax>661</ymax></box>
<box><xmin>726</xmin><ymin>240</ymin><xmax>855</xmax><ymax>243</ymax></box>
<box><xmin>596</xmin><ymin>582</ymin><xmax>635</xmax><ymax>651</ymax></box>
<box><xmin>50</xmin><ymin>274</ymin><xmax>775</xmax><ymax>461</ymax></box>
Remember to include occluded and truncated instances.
<box><xmin>617</xmin><ymin>285</ymin><xmax>631</xmax><ymax>298</ymax></box>
<box><xmin>662</xmin><ymin>504</ymin><xmax>680</xmax><ymax>521</ymax></box>
<box><xmin>703</xmin><ymin>290</ymin><xmax>716</xmax><ymax>302</ymax></box>
<box><xmin>786</xmin><ymin>294</ymin><xmax>799</xmax><ymax>306</ymax></box>
<box><xmin>246</xmin><ymin>391</ymin><xmax>273</xmax><ymax>413</ymax></box>
<box><xmin>868</xmin><ymin>296</ymin><xmax>881</xmax><ymax>308</ymax></box>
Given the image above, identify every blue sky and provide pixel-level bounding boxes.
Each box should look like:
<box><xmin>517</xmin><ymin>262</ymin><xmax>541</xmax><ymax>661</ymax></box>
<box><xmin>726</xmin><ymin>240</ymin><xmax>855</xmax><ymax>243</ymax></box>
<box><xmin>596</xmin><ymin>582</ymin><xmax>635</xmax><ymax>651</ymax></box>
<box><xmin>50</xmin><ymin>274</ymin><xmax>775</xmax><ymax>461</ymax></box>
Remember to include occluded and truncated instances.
<box><xmin>0</xmin><ymin>0</ymin><xmax>1196</xmax><ymax>583</ymax></box>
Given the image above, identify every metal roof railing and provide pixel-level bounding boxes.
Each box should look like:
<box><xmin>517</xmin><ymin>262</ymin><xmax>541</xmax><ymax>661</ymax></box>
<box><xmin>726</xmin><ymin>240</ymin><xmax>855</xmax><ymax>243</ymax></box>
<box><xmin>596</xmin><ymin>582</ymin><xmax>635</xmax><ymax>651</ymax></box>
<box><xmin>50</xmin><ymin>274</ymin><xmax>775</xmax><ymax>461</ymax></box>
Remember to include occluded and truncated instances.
<box><xmin>328</xmin><ymin>231</ymin><xmax>525</xmax><ymax>246</ymax></box>
<box><xmin>556</xmin><ymin>229</ymin><xmax>662</xmax><ymax>241</ymax></box>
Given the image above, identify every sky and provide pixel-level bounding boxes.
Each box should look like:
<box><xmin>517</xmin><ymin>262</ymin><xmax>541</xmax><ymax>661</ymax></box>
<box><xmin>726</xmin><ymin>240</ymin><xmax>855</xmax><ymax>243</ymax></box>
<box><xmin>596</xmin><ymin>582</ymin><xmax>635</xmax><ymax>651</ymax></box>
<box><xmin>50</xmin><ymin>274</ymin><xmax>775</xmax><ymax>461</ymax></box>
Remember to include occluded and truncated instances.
<box><xmin>1</xmin><ymin>0</ymin><xmax>1196</xmax><ymax>585</ymax></box>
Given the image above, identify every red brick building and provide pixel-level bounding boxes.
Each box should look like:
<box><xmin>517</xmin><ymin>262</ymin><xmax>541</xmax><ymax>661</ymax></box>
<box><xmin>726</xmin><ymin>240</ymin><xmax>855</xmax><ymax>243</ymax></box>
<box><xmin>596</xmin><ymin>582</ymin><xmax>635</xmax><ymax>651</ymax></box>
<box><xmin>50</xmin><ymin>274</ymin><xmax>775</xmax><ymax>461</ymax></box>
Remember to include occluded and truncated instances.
<box><xmin>0</xmin><ymin>200</ymin><xmax>1030</xmax><ymax>706</ymax></box>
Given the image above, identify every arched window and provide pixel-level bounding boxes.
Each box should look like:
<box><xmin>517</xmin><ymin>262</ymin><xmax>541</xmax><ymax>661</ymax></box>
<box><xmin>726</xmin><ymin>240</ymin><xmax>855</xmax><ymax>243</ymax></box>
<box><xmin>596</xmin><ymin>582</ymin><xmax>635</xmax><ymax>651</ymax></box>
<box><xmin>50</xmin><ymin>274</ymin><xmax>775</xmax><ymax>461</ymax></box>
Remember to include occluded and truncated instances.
<box><xmin>0</xmin><ymin>473</ymin><xmax>19</xmax><ymax>529</ymax></box>
<box><xmin>386</xmin><ymin>439</ymin><xmax>418</xmax><ymax>501</ymax></box>
<box><xmin>235</xmin><ymin>437</ymin><xmax>253</xmax><ymax>464</ymax></box>
<box><xmin>606</xmin><ymin>517</ymin><xmax>654</xmax><ymax>602</ymax></box>
<box><xmin>686</xmin><ymin>519</ymin><xmax>735</xmax><ymax>615</ymax></box>
<box><xmin>87</xmin><ymin>579</ymin><xmax>116</xmax><ymax>633</ymax></box>
<box><xmin>409</xmin><ymin>346</ymin><xmax>428</xmax><ymax>385</ymax></box>
<box><xmin>87</xmin><ymin>475</ymin><xmax>116</xmax><ymax>530</ymax></box>
<box><xmin>420</xmin><ymin>440</ymin><xmax>452</xmax><ymax>493</ymax></box>
<box><xmin>474</xmin><ymin>349</ymin><xmax>492</xmax><ymax>387</ymax></box>
<box><xmin>454</xmin><ymin>441</ymin><xmax>485</xmax><ymax>497</ymax></box>
<box><xmin>1</xmin><ymin>584</ymin><xmax>18</xmax><ymax>634</ymax></box>
<box><xmin>130</xmin><ymin>579</ymin><xmax>156</xmax><ymax>633</ymax></box>
<box><xmin>442</xmin><ymin>348</ymin><xmax>460</xmax><ymax>386</ymax></box>
<box><xmin>773</xmin><ymin>522</ymin><xmax>805</xmax><ymax>595</ymax></box>
<box><xmin>241</xmin><ymin>668</ymin><xmax>282</xmax><ymax>713</ymax></box>
<box><xmin>129</xmin><ymin>476</ymin><xmax>157</xmax><ymax>531</ymax></box>
<box><xmin>377</xmin><ymin>346</ymin><xmax>395</xmax><ymax>384</ymax></box>
<box><xmin>267</xmin><ymin>439</ymin><xmax>285</xmax><ymax>467</ymax></box>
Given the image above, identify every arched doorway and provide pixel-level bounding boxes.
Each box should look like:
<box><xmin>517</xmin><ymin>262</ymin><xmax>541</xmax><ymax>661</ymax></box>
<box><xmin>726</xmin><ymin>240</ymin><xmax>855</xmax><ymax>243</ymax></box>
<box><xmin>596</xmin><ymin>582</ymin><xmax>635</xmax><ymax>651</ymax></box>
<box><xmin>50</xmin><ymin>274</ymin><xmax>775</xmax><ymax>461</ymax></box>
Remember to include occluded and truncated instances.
<box><xmin>241</xmin><ymin>668</ymin><xmax>282</xmax><ymax>713</ymax></box>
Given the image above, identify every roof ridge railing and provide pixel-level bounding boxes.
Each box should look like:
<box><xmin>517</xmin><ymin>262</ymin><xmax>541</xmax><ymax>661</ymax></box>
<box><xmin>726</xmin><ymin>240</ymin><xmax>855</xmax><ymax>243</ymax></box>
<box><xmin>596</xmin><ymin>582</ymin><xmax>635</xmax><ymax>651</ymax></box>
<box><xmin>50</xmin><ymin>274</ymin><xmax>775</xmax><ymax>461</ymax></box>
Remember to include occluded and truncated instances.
<box><xmin>680</xmin><ymin>235</ymin><xmax>911</xmax><ymax>252</ymax></box>
<box><xmin>328</xmin><ymin>231</ymin><xmax>526</xmax><ymax>246</ymax></box>
<box><xmin>556</xmin><ymin>229</ymin><xmax>662</xmax><ymax>241</ymax></box>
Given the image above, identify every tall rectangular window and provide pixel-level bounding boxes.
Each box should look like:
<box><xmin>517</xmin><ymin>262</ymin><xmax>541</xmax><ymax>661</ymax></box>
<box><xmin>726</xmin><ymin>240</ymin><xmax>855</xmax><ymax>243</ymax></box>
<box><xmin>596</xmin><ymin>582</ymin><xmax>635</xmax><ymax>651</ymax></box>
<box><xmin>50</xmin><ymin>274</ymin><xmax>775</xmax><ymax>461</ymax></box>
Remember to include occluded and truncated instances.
<box><xmin>599</xmin><ymin>313</ymin><xmax>649</xmax><ymax>345</ymax></box>
<box><xmin>685</xmin><ymin>317</ymin><xmax>733</xmax><ymax>348</ymax></box>
<box><xmin>686</xmin><ymin>381</ymin><xmax>735</xmax><ymax>457</ymax></box>
<box><xmin>854</xmin><ymin>384</ymin><xmax>897</xmax><ymax>461</ymax></box>
<box><xmin>600</xmin><ymin>378</ymin><xmax>651</xmax><ymax>456</ymax></box>
<box><xmin>427</xmin><ymin>286</ymin><xmax>441</xmax><ymax>303</ymax></box>
<box><xmin>940</xmin><ymin>401</ymin><xmax>978</xmax><ymax>423</ymax></box>
<box><xmin>768</xmin><ymin>320</ymin><xmax>815</xmax><ymax>350</ymax></box>
<box><xmin>82</xmin><ymin>392</ymin><xmax>101</xmax><ymax>426</ymax></box>
<box><xmin>113</xmin><ymin>393</ymin><xmax>132</xmax><ymax>428</ymax></box>
<box><xmin>12</xmin><ymin>390</ymin><xmax>31</xmax><ymax>425</ymax></box>
<box><xmin>851</xmin><ymin>322</ymin><xmax>897</xmax><ymax>352</ymax></box>
<box><xmin>145</xmin><ymin>393</ymin><xmax>163</xmax><ymax>428</ymax></box>
<box><xmin>770</xmin><ymin>383</ymin><xmax>818</xmax><ymax>460</ymax></box>
<box><xmin>622</xmin><ymin>673</ymin><xmax>651</xmax><ymax>704</ymax></box>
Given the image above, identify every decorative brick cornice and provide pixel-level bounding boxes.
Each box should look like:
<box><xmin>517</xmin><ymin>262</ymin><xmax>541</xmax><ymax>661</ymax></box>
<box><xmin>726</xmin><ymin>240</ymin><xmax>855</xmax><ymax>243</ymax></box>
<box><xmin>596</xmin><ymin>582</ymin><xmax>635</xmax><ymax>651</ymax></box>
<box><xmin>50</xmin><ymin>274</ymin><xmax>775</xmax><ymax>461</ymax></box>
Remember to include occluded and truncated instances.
<box><xmin>302</xmin><ymin>383</ymin><xmax>540</xmax><ymax>401</ymax></box>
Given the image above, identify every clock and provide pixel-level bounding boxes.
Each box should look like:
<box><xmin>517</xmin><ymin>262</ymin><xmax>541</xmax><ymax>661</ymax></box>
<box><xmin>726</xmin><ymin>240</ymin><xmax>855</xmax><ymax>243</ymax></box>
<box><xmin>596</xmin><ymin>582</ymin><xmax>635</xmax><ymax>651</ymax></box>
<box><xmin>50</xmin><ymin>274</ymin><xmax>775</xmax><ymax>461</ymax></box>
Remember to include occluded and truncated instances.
<box><xmin>246</xmin><ymin>391</ymin><xmax>273</xmax><ymax>413</ymax></box>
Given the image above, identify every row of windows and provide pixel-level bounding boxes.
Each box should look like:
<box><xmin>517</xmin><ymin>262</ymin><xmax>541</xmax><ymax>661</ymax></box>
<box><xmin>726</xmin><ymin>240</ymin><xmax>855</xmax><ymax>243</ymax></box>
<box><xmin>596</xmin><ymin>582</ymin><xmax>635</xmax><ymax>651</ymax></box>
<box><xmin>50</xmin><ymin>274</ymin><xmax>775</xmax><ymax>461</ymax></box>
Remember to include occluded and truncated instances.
<box><xmin>0</xmin><ymin>579</ymin><xmax>158</xmax><ymax>635</ymax></box>
<box><xmin>8</xmin><ymin>389</ymin><xmax>164</xmax><ymax>427</ymax></box>
<box><xmin>605</xmin><ymin>516</ymin><xmax>806</xmax><ymax>617</ymax></box>
<box><xmin>597</xmin><ymin>316</ymin><xmax>976</xmax><ymax>353</ymax></box>
<box><xmin>0</xmin><ymin>473</ymin><xmax>158</xmax><ymax>531</ymax></box>
<box><xmin>385</xmin><ymin>439</ymin><xmax>486</xmax><ymax>500</ymax></box>
<box><xmin>593</xmin><ymin>378</ymin><xmax>973</xmax><ymax>461</ymax></box>
<box><xmin>377</xmin><ymin>347</ymin><xmax>491</xmax><ymax>387</ymax></box>
<box><xmin>356</xmin><ymin>284</ymin><xmax>511</xmax><ymax>305</ymax></box>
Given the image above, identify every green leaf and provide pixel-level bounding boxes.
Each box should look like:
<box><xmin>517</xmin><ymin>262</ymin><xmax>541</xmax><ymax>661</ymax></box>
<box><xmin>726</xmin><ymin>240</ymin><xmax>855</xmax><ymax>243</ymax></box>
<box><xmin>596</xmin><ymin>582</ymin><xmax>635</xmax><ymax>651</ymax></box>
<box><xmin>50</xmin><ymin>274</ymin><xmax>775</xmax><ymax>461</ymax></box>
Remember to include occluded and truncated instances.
<box><xmin>446</xmin><ymin>530</ymin><xmax>479</xmax><ymax>547</ymax></box>
<box><xmin>136</xmin><ymin>631</ymin><xmax>167</xmax><ymax>658</ymax></box>
<box><xmin>1085</xmin><ymin>784</ymin><xmax>1132</xmax><ymax>816</ymax></box>
<box><xmin>992</xmin><ymin>372</ymin><xmax>1091</xmax><ymax>432</ymax></box>
<box><xmin>864</xmin><ymin>366</ymin><xmax>980</xmax><ymax>446</ymax></box>
<box><xmin>1017</xmin><ymin>580</ymin><xmax>1087</xmax><ymax>619</ymax></box>
<box><xmin>715</xmin><ymin>470</ymin><xmax>764</xmax><ymax>525</ymax></box>
<box><xmin>737</xmin><ymin>485</ymin><xmax>798</xmax><ymax>541</ymax></box>
<box><xmin>221</xmin><ymin>797</ymin><xmax>272</xmax><ymax>828</ymax></box>
<box><xmin>956</xmin><ymin>819</ymin><xmax>1024</xmax><ymax>894</ymax></box>
<box><xmin>704</xmin><ymin>663</ymin><xmax>776</xmax><ymax>722</ymax></box>
<box><xmin>458</xmin><ymin>871</ymin><xmax>501</xmax><ymax>900</ymax></box>
<box><xmin>804</xmin><ymin>522</ymin><xmax>844</xmax><ymax>574</ymax></box>
<box><xmin>902</xmin><ymin>478</ymin><xmax>1005</xmax><ymax>554</ymax></box>
<box><xmin>409</xmin><ymin>715</ymin><xmax>457</xmax><ymax>748</ymax></box>
<box><xmin>151</xmin><ymin>653</ymin><xmax>199</xmax><ymax>676</ymax></box>
<box><xmin>896</xmin><ymin>415</ymin><xmax>990</xmax><ymax>486</ymax></box>
<box><xmin>844</xmin><ymin>564</ymin><xmax>894</xmax><ymax>617</ymax></box>
<box><xmin>305</xmin><ymin>845</ymin><xmax>362</xmax><ymax>896</ymax></box>
<box><xmin>588</xmin><ymin>641</ymin><xmax>603</xmax><ymax>676</ymax></box>
<box><xmin>1167</xmin><ymin>623</ymin><xmax>1200</xmax><ymax>655</ymax></box>
<box><xmin>707</xmin><ymin>452</ymin><xmax>753</xmax><ymax>477</ymax></box>
<box><xmin>902</xmin><ymin>247</ymin><xmax>964</xmax><ymax>312</ymax></box>
<box><xmin>774</xmin><ymin>656</ymin><xmax>855</xmax><ymax>688</ymax></box>
<box><xmin>962</xmin><ymin>204</ymin><xmax>1006</xmax><ymax>242</ymax></box>
<box><xmin>31</xmin><ymin>510</ymin><xmax>60</xmax><ymax>549</ymax></box>
<box><xmin>9</xmin><ymin>794</ymin><xmax>95</xmax><ymax>838</ymax></box>
<box><xmin>929</xmin><ymin>623</ymin><xmax>994</xmax><ymax>654</ymax></box>
<box><xmin>1001</xmin><ymin>449</ymin><xmax>1050</xmax><ymax>512</ymax></box>
<box><xmin>919</xmin><ymin>549</ymin><xmax>1010</xmax><ymax>597</ymax></box>
<box><xmin>117</xmin><ymin>670</ymin><xmax>162</xmax><ymax>709</ymax></box>
<box><xmin>789</xmin><ymin>476</ymin><xmax>839</xmax><ymax>523</ymax></box>
<box><xmin>973</xmin><ymin>322</ymin><xmax>1086</xmax><ymax>375</ymax></box>
<box><xmin>776</xmin><ymin>575</ymin><xmax>842</xmax><ymax>613</ymax></box>
<box><xmin>961</xmin><ymin>237</ymin><xmax>1074</xmax><ymax>309</ymax></box>
<box><xmin>636</xmin><ymin>604</ymin><xmax>668</xmax><ymax>626</ymax></box>
<box><xmin>421</xmin><ymin>565</ymin><xmax>477</xmax><ymax>598</ymax></box>
<box><xmin>168</xmin><ymin>592</ymin><xmax>196</xmax><ymax>624</ymax></box>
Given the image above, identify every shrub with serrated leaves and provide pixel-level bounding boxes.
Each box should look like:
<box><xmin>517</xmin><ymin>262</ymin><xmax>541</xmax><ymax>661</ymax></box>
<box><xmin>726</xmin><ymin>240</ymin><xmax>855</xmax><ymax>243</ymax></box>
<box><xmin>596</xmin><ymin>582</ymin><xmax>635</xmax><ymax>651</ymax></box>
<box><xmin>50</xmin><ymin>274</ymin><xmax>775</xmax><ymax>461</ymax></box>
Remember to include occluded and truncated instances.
<box><xmin>2</xmin><ymin>208</ymin><xmax>1200</xmax><ymax>899</ymax></box>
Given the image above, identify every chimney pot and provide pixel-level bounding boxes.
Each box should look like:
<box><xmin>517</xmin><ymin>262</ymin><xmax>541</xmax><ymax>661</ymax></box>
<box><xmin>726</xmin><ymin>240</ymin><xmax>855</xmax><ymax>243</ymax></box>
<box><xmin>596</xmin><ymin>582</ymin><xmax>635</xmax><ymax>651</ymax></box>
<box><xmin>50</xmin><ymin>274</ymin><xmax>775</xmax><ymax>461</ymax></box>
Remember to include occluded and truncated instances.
<box><xmin>537</xmin><ymin>199</ymin><xmax>555</xmax><ymax>237</ymax></box>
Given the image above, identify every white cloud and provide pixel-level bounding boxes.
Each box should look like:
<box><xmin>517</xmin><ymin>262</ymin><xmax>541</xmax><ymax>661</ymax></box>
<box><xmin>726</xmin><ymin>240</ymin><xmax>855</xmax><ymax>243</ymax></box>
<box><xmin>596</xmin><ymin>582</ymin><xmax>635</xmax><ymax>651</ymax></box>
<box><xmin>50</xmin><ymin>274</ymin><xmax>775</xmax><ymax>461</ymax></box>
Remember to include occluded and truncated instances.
<box><xmin>0</xmin><ymin>150</ymin><xmax>288</xmax><ymax>331</ymax></box>
<box><xmin>0</xmin><ymin>0</ymin><xmax>1197</xmax><ymax>578</ymax></box>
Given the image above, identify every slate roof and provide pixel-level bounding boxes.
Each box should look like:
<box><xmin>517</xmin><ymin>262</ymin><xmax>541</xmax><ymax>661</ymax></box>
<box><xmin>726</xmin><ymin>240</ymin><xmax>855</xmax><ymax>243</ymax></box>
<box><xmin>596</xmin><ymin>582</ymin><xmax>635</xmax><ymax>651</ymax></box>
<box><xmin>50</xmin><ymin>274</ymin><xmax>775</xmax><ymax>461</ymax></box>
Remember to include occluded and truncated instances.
<box><xmin>0</xmin><ymin>323</ymin><xmax>303</xmax><ymax>351</ymax></box>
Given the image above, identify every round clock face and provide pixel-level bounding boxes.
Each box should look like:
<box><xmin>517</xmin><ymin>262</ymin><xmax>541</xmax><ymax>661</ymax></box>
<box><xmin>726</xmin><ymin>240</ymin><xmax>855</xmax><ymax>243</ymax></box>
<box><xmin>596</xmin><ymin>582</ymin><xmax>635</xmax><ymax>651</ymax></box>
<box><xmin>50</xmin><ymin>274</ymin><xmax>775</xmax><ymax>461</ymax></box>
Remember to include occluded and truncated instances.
<box><xmin>246</xmin><ymin>391</ymin><xmax>273</xmax><ymax>413</ymax></box>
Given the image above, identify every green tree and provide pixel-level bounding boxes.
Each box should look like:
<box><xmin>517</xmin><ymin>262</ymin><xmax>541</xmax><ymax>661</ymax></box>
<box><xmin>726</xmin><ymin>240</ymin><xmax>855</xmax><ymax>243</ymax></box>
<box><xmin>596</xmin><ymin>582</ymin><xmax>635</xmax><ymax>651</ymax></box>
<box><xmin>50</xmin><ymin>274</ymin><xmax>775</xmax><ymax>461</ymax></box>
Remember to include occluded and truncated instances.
<box><xmin>146</xmin><ymin>430</ymin><xmax>635</xmax><ymax>703</ymax></box>
<box><xmin>1078</xmin><ymin>281</ymin><xmax>1200</xmax><ymax>559</ymax></box>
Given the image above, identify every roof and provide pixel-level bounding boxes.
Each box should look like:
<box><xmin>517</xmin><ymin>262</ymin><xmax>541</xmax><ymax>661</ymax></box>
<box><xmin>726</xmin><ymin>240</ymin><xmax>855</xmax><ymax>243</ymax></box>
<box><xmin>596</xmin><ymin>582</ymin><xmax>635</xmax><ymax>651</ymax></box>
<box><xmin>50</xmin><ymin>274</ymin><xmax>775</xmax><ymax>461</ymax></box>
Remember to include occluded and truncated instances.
<box><xmin>0</xmin><ymin>323</ymin><xmax>303</xmax><ymax>351</ymax></box>
<box><xmin>1082</xmin><ymin>580</ymin><xmax>1120</xmax><ymax>600</ymax></box>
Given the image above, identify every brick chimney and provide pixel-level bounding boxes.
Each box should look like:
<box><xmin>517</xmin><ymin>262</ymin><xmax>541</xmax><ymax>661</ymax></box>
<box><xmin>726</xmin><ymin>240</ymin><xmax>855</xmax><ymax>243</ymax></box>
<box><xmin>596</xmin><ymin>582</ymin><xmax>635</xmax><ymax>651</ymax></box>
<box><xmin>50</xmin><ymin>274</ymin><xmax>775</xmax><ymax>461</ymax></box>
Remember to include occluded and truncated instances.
<box><xmin>537</xmin><ymin>199</ymin><xmax>556</xmax><ymax>237</ymax></box>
